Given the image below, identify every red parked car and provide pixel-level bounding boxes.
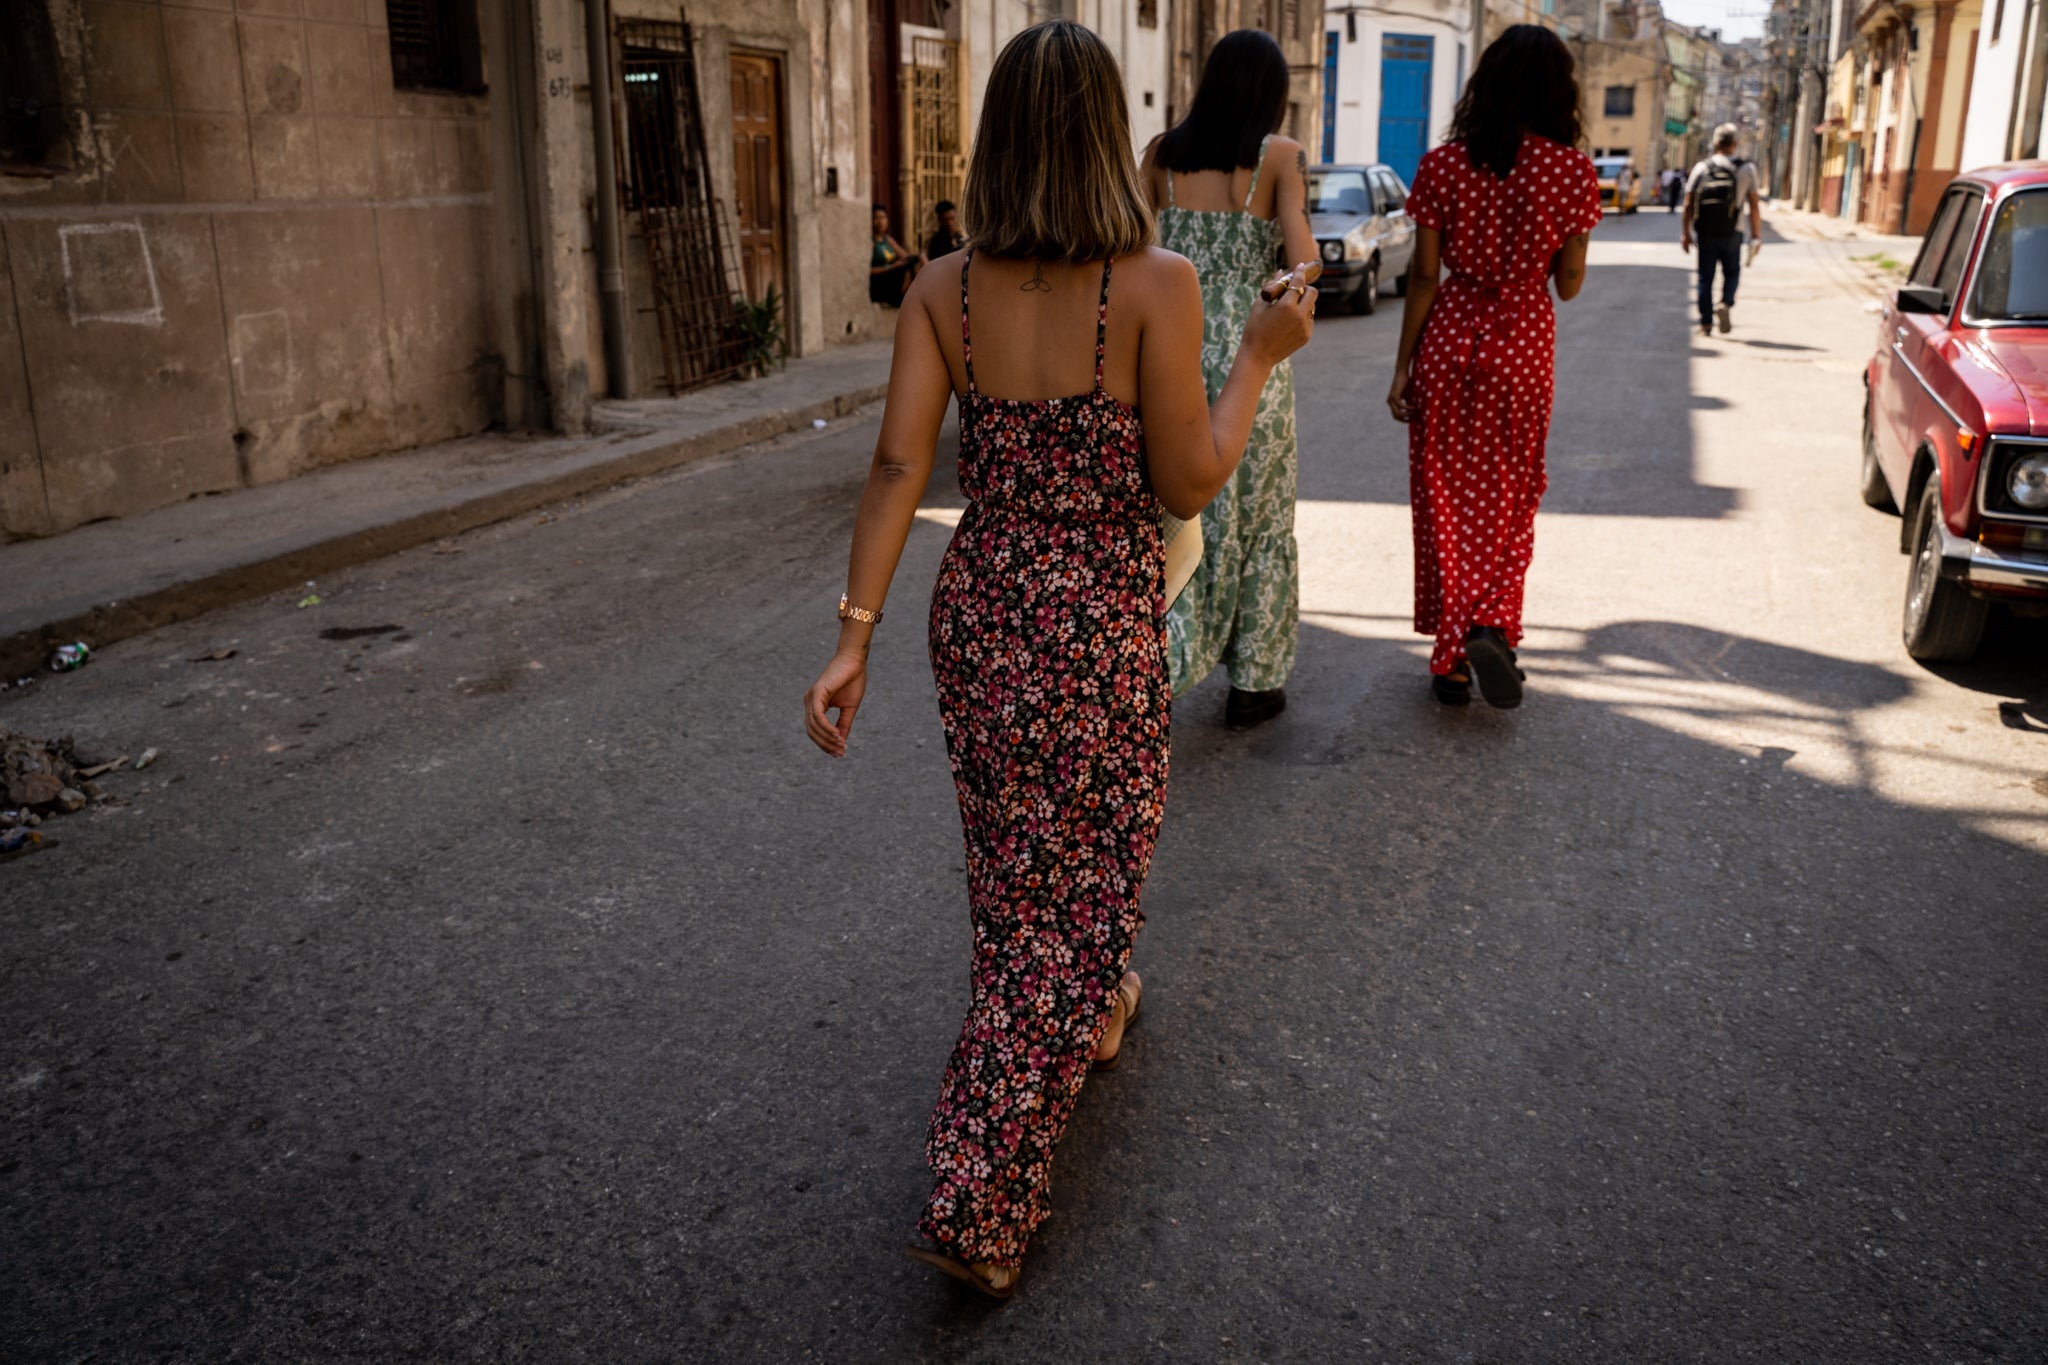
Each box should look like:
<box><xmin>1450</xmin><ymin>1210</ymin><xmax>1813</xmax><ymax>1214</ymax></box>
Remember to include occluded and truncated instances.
<box><xmin>1862</xmin><ymin>162</ymin><xmax>2048</xmax><ymax>661</ymax></box>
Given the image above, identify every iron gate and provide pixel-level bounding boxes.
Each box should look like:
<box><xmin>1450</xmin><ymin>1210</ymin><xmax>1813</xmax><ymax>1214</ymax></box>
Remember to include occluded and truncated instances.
<box><xmin>901</xmin><ymin>30</ymin><xmax>962</xmax><ymax>259</ymax></box>
<box><xmin>616</xmin><ymin>13</ymin><xmax>748</xmax><ymax>394</ymax></box>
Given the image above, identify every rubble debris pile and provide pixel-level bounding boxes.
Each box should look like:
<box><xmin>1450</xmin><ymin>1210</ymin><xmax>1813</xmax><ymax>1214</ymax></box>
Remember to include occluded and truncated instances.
<box><xmin>2</xmin><ymin>726</ymin><xmax>129</xmax><ymax>833</ymax></box>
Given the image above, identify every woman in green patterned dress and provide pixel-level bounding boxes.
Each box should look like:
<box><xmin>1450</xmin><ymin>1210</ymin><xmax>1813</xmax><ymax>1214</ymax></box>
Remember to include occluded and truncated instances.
<box><xmin>1142</xmin><ymin>29</ymin><xmax>1320</xmax><ymax>730</ymax></box>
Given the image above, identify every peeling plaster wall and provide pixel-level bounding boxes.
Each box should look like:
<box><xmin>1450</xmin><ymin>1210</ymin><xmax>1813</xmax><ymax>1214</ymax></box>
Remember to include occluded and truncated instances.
<box><xmin>0</xmin><ymin>0</ymin><xmax>514</xmax><ymax>540</ymax></box>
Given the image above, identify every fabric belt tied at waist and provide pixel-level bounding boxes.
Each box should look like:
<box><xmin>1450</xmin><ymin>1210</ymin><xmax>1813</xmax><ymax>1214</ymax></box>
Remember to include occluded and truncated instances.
<box><xmin>1442</xmin><ymin>272</ymin><xmax>1549</xmax><ymax>382</ymax></box>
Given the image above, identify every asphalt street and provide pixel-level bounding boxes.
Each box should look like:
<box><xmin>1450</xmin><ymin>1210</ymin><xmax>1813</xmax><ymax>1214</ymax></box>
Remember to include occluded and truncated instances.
<box><xmin>3</xmin><ymin>210</ymin><xmax>2044</xmax><ymax>1363</ymax></box>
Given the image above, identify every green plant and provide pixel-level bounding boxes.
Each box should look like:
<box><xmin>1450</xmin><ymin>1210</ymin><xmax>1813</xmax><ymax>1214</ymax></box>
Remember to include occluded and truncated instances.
<box><xmin>734</xmin><ymin>286</ymin><xmax>788</xmax><ymax>378</ymax></box>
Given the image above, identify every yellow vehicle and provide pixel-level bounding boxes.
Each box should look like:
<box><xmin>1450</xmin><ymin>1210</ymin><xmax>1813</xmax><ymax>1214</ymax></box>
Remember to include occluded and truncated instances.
<box><xmin>1594</xmin><ymin>156</ymin><xmax>1641</xmax><ymax>213</ymax></box>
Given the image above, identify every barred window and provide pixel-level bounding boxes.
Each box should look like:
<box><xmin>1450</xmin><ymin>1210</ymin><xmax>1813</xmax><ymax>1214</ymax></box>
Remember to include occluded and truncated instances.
<box><xmin>1138</xmin><ymin>0</ymin><xmax>1158</xmax><ymax>28</ymax></box>
<box><xmin>1604</xmin><ymin>84</ymin><xmax>1635</xmax><ymax>117</ymax></box>
<box><xmin>387</xmin><ymin>0</ymin><xmax>483</xmax><ymax>93</ymax></box>
<box><xmin>1</xmin><ymin>0</ymin><xmax>65</xmax><ymax>173</ymax></box>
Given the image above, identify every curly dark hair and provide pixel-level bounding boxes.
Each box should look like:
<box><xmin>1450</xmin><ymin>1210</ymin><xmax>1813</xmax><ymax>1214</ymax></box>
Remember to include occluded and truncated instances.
<box><xmin>1448</xmin><ymin>25</ymin><xmax>1583</xmax><ymax>178</ymax></box>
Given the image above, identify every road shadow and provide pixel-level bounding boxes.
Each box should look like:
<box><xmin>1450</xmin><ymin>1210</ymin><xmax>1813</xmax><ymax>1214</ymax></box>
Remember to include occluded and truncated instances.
<box><xmin>1735</xmin><ymin>338</ymin><xmax>1823</xmax><ymax>352</ymax></box>
<box><xmin>1296</xmin><ymin>263</ymin><xmax>1741</xmax><ymax>521</ymax></box>
<box><xmin>1923</xmin><ymin>607</ymin><xmax>2048</xmax><ymax>703</ymax></box>
<box><xmin>7</xmin><ymin>560</ymin><xmax>2045</xmax><ymax>1364</ymax></box>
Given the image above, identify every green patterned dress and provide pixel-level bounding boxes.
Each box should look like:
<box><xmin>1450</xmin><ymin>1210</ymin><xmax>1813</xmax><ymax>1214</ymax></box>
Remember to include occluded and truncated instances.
<box><xmin>1157</xmin><ymin>138</ymin><xmax>1299</xmax><ymax>696</ymax></box>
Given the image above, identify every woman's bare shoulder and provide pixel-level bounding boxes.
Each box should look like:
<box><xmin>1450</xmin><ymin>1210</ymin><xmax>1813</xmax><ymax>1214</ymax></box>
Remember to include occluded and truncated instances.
<box><xmin>904</xmin><ymin>251</ymin><xmax>964</xmax><ymax>314</ymax></box>
<box><xmin>1119</xmin><ymin>246</ymin><xmax>1198</xmax><ymax>287</ymax></box>
<box><xmin>1113</xmin><ymin>248</ymin><xmax>1198</xmax><ymax>321</ymax></box>
<box><xmin>1265</xmin><ymin>134</ymin><xmax>1305</xmax><ymax>171</ymax></box>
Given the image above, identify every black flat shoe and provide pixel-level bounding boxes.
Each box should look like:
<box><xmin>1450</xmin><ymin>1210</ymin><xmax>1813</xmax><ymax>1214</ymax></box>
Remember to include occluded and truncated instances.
<box><xmin>1464</xmin><ymin>627</ymin><xmax>1525</xmax><ymax>710</ymax></box>
<box><xmin>1225</xmin><ymin>687</ymin><xmax>1286</xmax><ymax>730</ymax></box>
<box><xmin>1431</xmin><ymin>670</ymin><xmax>1472</xmax><ymax>706</ymax></box>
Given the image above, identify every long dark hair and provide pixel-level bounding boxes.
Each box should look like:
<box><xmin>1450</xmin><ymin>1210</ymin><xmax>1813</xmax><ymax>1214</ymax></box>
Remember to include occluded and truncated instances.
<box><xmin>1154</xmin><ymin>29</ymin><xmax>1289</xmax><ymax>173</ymax></box>
<box><xmin>1448</xmin><ymin>25</ymin><xmax>1582</xmax><ymax>178</ymax></box>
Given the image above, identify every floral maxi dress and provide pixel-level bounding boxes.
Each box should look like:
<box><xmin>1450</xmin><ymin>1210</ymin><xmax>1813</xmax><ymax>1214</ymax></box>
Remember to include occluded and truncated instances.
<box><xmin>1157</xmin><ymin>137</ymin><xmax>1300</xmax><ymax>695</ymax></box>
<box><xmin>919</xmin><ymin>253</ymin><xmax>1168</xmax><ymax>1269</ymax></box>
<box><xmin>1405</xmin><ymin>134</ymin><xmax>1602</xmax><ymax>675</ymax></box>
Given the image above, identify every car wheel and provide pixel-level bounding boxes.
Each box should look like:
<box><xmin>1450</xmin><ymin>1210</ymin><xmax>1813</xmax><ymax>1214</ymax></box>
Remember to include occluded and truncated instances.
<box><xmin>1393</xmin><ymin>268</ymin><xmax>1410</xmax><ymax>297</ymax></box>
<box><xmin>1902</xmin><ymin>476</ymin><xmax>1989</xmax><ymax>662</ymax></box>
<box><xmin>1859</xmin><ymin>397</ymin><xmax>1898</xmax><ymax>512</ymax></box>
<box><xmin>1355</xmin><ymin>258</ymin><xmax>1379</xmax><ymax>315</ymax></box>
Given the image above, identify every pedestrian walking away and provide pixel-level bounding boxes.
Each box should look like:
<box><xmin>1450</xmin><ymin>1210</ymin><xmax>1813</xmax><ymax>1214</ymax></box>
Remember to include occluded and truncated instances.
<box><xmin>802</xmin><ymin>19</ymin><xmax>1314</xmax><ymax>1300</ymax></box>
<box><xmin>1385</xmin><ymin>24</ymin><xmax>1600</xmax><ymax>709</ymax></box>
<box><xmin>1141</xmin><ymin>29</ymin><xmax>1322</xmax><ymax>732</ymax></box>
<box><xmin>1662</xmin><ymin>165</ymin><xmax>1683</xmax><ymax>213</ymax></box>
<box><xmin>1681</xmin><ymin>124</ymin><xmax>1764</xmax><ymax>337</ymax></box>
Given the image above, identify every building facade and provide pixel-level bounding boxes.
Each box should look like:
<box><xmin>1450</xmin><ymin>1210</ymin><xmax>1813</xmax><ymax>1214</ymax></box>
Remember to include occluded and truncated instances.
<box><xmin>1172</xmin><ymin>0</ymin><xmax>1326</xmax><ymax>155</ymax></box>
<box><xmin>1547</xmin><ymin>0</ymin><xmax>1671</xmax><ymax>182</ymax></box>
<box><xmin>1</xmin><ymin>0</ymin><xmax>1228</xmax><ymax>542</ymax></box>
<box><xmin>1661</xmin><ymin>21</ymin><xmax>1722</xmax><ymax>173</ymax></box>
<box><xmin>1810</xmin><ymin>0</ymin><xmax>1980</xmax><ymax>234</ymax></box>
<box><xmin>1956</xmin><ymin>0</ymin><xmax>2048</xmax><ymax>169</ymax></box>
<box><xmin>1320</xmin><ymin>0</ymin><xmax>1474</xmax><ymax>184</ymax></box>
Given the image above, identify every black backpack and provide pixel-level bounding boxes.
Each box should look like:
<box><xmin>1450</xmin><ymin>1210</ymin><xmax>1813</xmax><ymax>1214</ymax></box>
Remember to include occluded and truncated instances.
<box><xmin>1693</xmin><ymin>159</ymin><xmax>1741</xmax><ymax>237</ymax></box>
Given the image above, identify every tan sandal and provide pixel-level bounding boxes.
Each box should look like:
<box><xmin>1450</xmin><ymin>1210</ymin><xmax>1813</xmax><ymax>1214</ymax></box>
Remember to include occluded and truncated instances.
<box><xmin>904</xmin><ymin>1243</ymin><xmax>1019</xmax><ymax>1299</ymax></box>
<box><xmin>1091</xmin><ymin>969</ymin><xmax>1143</xmax><ymax>1072</ymax></box>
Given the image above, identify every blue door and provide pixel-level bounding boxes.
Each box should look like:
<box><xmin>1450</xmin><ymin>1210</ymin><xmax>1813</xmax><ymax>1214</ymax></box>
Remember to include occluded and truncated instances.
<box><xmin>1378</xmin><ymin>34</ymin><xmax>1433</xmax><ymax>187</ymax></box>
<box><xmin>1322</xmin><ymin>32</ymin><xmax>1339</xmax><ymax>162</ymax></box>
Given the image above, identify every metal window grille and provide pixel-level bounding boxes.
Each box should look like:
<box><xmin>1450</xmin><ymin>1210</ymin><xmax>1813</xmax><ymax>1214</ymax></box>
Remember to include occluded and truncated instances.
<box><xmin>387</xmin><ymin>0</ymin><xmax>470</xmax><ymax>92</ymax></box>
<box><xmin>615</xmin><ymin>15</ymin><xmax>749</xmax><ymax>393</ymax></box>
<box><xmin>1604</xmin><ymin>84</ymin><xmax>1635</xmax><ymax>117</ymax></box>
<box><xmin>903</xmin><ymin>32</ymin><xmax>963</xmax><ymax>255</ymax></box>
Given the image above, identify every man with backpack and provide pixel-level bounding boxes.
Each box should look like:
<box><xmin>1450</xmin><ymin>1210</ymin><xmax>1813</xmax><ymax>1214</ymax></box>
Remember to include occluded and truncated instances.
<box><xmin>1680</xmin><ymin>124</ymin><xmax>1763</xmax><ymax>337</ymax></box>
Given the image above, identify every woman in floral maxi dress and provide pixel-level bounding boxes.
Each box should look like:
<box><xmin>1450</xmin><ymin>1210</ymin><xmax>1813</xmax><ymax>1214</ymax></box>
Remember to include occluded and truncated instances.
<box><xmin>1386</xmin><ymin>25</ymin><xmax>1601</xmax><ymax>709</ymax></box>
<box><xmin>1142</xmin><ymin>30</ymin><xmax>1321</xmax><ymax>732</ymax></box>
<box><xmin>802</xmin><ymin>21</ymin><xmax>1314</xmax><ymax>1298</ymax></box>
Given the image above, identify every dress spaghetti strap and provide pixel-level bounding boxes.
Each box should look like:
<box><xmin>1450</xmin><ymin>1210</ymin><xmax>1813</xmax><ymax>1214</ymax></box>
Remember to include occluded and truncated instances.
<box><xmin>1244</xmin><ymin>133</ymin><xmax>1273</xmax><ymax>211</ymax></box>
<box><xmin>960</xmin><ymin>249</ymin><xmax>977</xmax><ymax>394</ymax></box>
<box><xmin>1093</xmin><ymin>258</ymin><xmax>1112</xmax><ymax>391</ymax></box>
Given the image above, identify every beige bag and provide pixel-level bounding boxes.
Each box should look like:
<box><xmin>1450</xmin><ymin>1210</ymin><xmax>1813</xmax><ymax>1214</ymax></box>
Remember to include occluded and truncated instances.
<box><xmin>1161</xmin><ymin>510</ymin><xmax>1202</xmax><ymax>610</ymax></box>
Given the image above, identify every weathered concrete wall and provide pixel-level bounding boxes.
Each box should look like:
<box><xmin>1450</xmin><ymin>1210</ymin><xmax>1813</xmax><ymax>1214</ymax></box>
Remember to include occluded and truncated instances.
<box><xmin>0</xmin><ymin>0</ymin><xmax>507</xmax><ymax>541</ymax></box>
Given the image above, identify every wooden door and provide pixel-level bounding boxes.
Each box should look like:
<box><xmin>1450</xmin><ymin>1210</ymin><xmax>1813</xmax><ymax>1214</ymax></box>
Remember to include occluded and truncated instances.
<box><xmin>729</xmin><ymin>51</ymin><xmax>787</xmax><ymax>306</ymax></box>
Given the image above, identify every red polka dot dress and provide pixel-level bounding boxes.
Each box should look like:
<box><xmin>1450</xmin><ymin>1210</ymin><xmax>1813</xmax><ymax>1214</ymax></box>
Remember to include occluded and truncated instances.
<box><xmin>1404</xmin><ymin>134</ymin><xmax>1601</xmax><ymax>676</ymax></box>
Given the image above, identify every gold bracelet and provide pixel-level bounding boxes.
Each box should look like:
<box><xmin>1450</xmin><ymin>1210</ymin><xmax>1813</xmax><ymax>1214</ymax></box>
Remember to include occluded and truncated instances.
<box><xmin>838</xmin><ymin>593</ymin><xmax>883</xmax><ymax>625</ymax></box>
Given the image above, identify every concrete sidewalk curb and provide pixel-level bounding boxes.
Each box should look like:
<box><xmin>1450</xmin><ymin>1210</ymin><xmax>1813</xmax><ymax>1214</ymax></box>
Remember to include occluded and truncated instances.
<box><xmin>1</xmin><ymin>378</ymin><xmax>887</xmax><ymax>683</ymax></box>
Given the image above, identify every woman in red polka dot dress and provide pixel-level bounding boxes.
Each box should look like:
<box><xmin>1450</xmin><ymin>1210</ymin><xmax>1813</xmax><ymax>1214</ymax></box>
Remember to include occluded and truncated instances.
<box><xmin>1386</xmin><ymin>25</ymin><xmax>1602</xmax><ymax>708</ymax></box>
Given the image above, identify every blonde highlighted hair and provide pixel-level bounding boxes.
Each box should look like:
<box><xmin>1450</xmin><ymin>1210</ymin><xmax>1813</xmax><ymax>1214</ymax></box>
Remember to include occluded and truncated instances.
<box><xmin>960</xmin><ymin>21</ymin><xmax>1154</xmax><ymax>262</ymax></box>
